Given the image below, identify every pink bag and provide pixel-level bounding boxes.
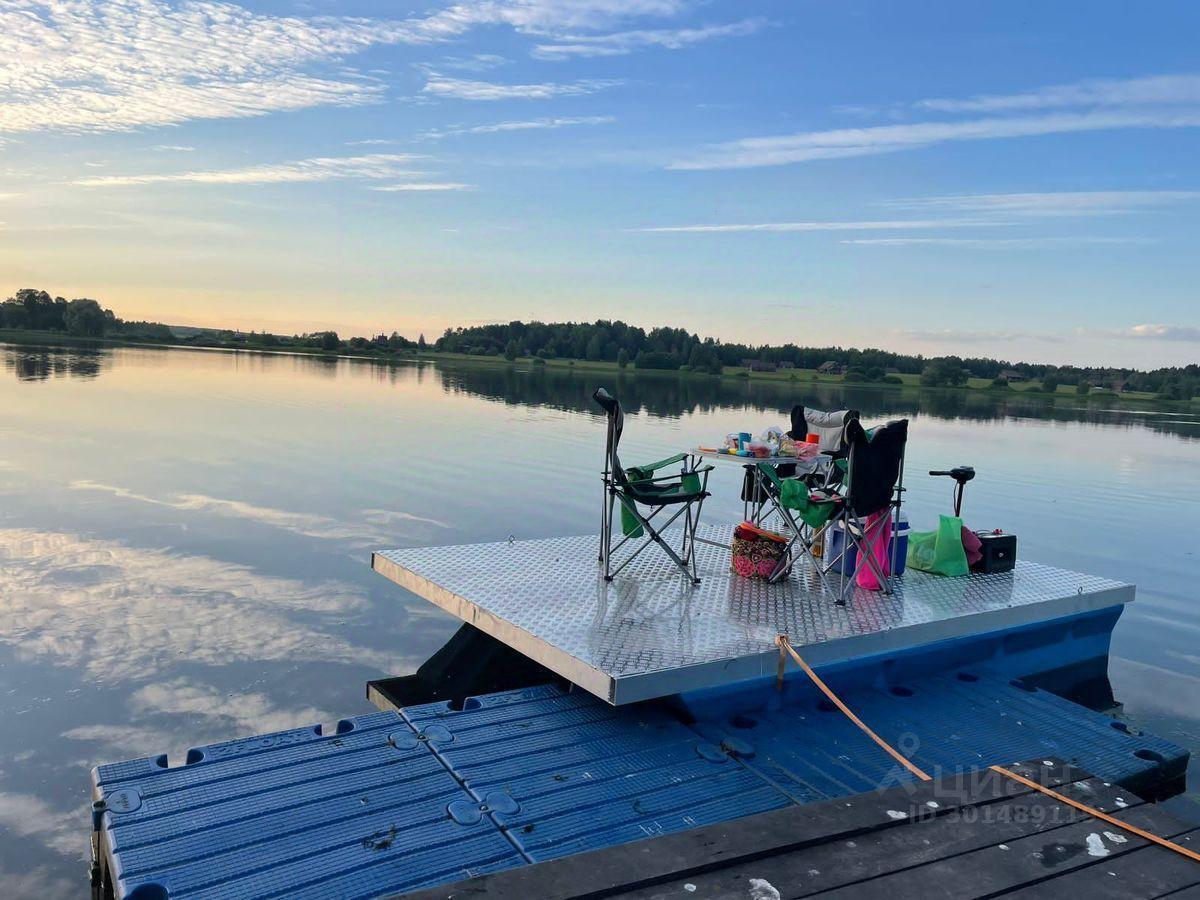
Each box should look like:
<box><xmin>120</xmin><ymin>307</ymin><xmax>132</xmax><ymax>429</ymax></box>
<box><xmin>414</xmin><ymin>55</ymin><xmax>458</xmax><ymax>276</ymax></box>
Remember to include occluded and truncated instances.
<box><xmin>856</xmin><ymin>511</ymin><xmax>893</xmax><ymax>590</ymax></box>
<box><xmin>961</xmin><ymin>526</ymin><xmax>983</xmax><ymax>567</ymax></box>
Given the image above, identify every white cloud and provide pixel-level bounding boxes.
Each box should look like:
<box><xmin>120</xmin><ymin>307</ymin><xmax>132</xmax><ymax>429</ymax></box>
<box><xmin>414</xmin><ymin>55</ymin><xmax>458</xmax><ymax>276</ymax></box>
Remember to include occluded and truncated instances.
<box><xmin>896</xmin><ymin>328</ymin><xmax>1057</xmax><ymax>344</ymax></box>
<box><xmin>419</xmin><ymin>115</ymin><xmax>615</xmax><ymax>140</ymax></box>
<box><xmin>639</xmin><ymin>218</ymin><xmax>1003</xmax><ymax>233</ymax></box>
<box><xmin>0</xmin><ymin>791</ymin><xmax>82</xmax><ymax>858</ymax></box>
<box><xmin>0</xmin><ymin>862</ymin><xmax>77</xmax><ymax>900</ymax></box>
<box><xmin>841</xmin><ymin>237</ymin><xmax>1149</xmax><ymax>248</ymax></box>
<box><xmin>417</xmin><ymin>0</ymin><xmax>689</xmax><ymax>36</ymax></box>
<box><xmin>371</xmin><ymin>182</ymin><xmax>474</xmax><ymax>191</ymax></box>
<box><xmin>889</xmin><ymin>191</ymin><xmax>1200</xmax><ymax>216</ymax></box>
<box><xmin>129</xmin><ymin>678</ymin><xmax>332</xmax><ymax>737</ymax></box>
<box><xmin>0</xmin><ymin>0</ymin><xmax>679</xmax><ymax>134</ymax></box>
<box><xmin>533</xmin><ymin>18</ymin><xmax>766</xmax><ymax>59</ymax></box>
<box><xmin>69</xmin><ymin>480</ymin><xmax>447</xmax><ymax>540</ymax></box>
<box><xmin>423</xmin><ymin>73</ymin><xmax>623</xmax><ymax>101</ymax></box>
<box><xmin>669</xmin><ymin>109</ymin><xmax>1200</xmax><ymax>169</ymax></box>
<box><xmin>152</xmin><ymin>144</ymin><xmax>195</xmax><ymax>152</ymax></box>
<box><xmin>71</xmin><ymin>153</ymin><xmax>423</xmax><ymax>187</ymax></box>
<box><xmin>915</xmin><ymin>74</ymin><xmax>1200</xmax><ymax>114</ymax></box>
<box><xmin>0</xmin><ymin>0</ymin><xmax>425</xmax><ymax>134</ymax></box>
<box><xmin>0</xmin><ymin>527</ymin><xmax>393</xmax><ymax>681</ymax></box>
<box><xmin>1123</xmin><ymin>324</ymin><xmax>1200</xmax><ymax>341</ymax></box>
<box><xmin>438</xmin><ymin>53</ymin><xmax>509</xmax><ymax>72</ymax></box>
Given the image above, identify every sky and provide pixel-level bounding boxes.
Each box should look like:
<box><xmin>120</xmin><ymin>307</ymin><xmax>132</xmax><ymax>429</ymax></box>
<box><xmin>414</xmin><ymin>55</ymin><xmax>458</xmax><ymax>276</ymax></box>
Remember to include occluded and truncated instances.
<box><xmin>1</xmin><ymin>0</ymin><xmax>1199</xmax><ymax>368</ymax></box>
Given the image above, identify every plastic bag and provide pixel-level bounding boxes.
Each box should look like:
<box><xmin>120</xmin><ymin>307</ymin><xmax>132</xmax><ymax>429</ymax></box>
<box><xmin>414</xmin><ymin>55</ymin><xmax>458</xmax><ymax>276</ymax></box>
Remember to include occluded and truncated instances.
<box><xmin>906</xmin><ymin>514</ymin><xmax>969</xmax><ymax>576</ymax></box>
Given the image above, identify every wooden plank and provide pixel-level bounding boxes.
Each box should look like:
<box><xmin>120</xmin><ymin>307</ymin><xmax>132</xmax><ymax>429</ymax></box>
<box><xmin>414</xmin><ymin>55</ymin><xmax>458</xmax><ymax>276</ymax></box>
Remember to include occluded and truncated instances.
<box><xmin>1159</xmin><ymin>885</ymin><xmax>1200</xmax><ymax>899</ymax></box>
<box><xmin>394</xmin><ymin>759</ymin><xmax>1084</xmax><ymax>900</ymax></box>
<box><xmin>812</xmin><ymin>801</ymin><xmax>1199</xmax><ymax>899</ymax></box>
<box><xmin>614</xmin><ymin>776</ymin><xmax>1144</xmax><ymax>899</ymax></box>
<box><xmin>1002</xmin><ymin>827</ymin><xmax>1200</xmax><ymax>899</ymax></box>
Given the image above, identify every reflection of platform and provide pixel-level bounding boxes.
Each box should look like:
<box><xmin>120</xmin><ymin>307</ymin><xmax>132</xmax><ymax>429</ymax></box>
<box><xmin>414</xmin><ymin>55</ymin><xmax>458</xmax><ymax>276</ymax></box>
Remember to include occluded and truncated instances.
<box><xmin>372</xmin><ymin>524</ymin><xmax>1133</xmax><ymax>705</ymax></box>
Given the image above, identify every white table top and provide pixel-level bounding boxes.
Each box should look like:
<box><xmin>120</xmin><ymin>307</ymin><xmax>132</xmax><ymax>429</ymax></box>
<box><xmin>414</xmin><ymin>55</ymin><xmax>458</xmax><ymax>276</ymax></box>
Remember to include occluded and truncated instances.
<box><xmin>690</xmin><ymin>448</ymin><xmax>823</xmax><ymax>471</ymax></box>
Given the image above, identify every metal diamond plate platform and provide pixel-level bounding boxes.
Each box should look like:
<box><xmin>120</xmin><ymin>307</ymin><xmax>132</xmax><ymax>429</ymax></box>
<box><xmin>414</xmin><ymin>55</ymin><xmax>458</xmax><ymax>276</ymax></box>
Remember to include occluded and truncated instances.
<box><xmin>372</xmin><ymin>524</ymin><xmax>1133</xmax><ymax>705</ymax></box>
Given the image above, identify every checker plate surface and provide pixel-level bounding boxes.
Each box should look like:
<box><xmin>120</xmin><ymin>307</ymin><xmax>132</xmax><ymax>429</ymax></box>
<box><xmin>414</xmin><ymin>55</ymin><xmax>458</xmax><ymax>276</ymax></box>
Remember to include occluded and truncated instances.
<box><xmin>373</xmin><ymin>524</ymin><xmax>1132</xmax><ymax>704</ymax></box>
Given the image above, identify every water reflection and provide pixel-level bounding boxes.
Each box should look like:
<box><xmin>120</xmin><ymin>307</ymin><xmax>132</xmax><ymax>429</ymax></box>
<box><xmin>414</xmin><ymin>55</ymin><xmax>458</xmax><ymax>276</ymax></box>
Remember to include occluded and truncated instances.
<box><xmin>425</xmin><ymin>360</ymin><xmax>1200</xmax><ymax>441</ymax></box>
<box><xmin>0</xmin><ymin>340</ymin><xmax>1196</xmax><ymax>893</ymax></box>
<box><xmin>3</xmin><ymin>345</ymin><xmax>107</xmax><ymax>381</ymax></box>
<box><xmin>0</xmin><ymin>528</ymin><xmax>392</xmax><ymax>681</ymax></box>
<box><xmin>4</xmin><ymin>341</ymin><xmax>1195</xmax><ymax>442</ymax></box>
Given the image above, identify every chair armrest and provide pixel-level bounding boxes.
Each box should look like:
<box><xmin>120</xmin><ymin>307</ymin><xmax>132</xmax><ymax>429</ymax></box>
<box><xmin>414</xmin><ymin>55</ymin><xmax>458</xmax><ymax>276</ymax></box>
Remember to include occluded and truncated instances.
<box><xmin>637</xmin><ymin>452</ymin><xmax>690</xmax><ymax>473</ymax></box>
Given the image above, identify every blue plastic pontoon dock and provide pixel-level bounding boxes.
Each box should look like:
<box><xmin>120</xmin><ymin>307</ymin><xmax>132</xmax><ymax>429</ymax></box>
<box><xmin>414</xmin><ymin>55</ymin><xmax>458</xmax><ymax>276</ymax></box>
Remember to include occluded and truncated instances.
<box><xmin>91</xmin><ymin>672</ymin><xmax>1186</xmax><ymax>899</ymax></box>
<box><xmin>88</xmin><ymin>526</ymin><xmax>1190</xmax><ymax>899</ymax></box>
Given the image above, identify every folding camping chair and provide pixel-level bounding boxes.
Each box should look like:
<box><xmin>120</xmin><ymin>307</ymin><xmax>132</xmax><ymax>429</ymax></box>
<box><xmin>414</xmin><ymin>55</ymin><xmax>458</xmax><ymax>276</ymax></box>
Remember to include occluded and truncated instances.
<box><xmin>754</xmin><ymin>462</ymin><xmax>843</xmax><ymax>590</ymax></box>
<box><xmin>741</xmin><ymin>406</ymin><xmax>858</xmax><ymax>510</ymax></box>
<box><xmin>594</xmin><ymin>388</ymin><xmax>713</xmax><ymax>584</ymax></box>
<box><xmin>822</xmin><ymin>418</ymin><xmax>909</xmax><ymax>601</ymax></box>
<box><xmin>788</xmin><ymin>405</ymin><xmax>859</xmax><ymax>487</ymax></box>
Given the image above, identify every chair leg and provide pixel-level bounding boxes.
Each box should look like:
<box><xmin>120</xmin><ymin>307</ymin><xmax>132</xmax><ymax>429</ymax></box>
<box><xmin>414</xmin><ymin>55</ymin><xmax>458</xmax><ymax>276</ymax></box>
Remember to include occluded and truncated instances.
<box><xmin>839</xmin><ymin>513</ymin><xmax>893</xmax><ymax>600</ymax></box>
<box><xmin>601</xmin><ymin>485</ymin><xmax>619</xmax><ymax>580</ymax></box>
<box><xmin>607</xmin><ymin>497</ymin><xmax>695</xmax><ymax>582</ymax></box>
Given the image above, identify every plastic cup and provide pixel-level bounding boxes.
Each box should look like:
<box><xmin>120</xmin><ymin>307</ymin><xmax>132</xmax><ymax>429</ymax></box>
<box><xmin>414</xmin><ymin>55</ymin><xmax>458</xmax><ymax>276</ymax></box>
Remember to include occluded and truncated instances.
<box><xmin>806</xmin><ymin>433</ymin><xmax>819</xmax><ymax>444</ymax></box>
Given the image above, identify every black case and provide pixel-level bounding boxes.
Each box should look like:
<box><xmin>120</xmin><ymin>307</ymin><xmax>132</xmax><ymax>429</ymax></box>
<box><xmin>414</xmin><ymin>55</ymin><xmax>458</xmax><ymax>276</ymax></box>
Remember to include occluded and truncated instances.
<box><xmin>973</xmin><ymin>532</ymin><xmax>1017</xmax><ymax>574</ymax></box>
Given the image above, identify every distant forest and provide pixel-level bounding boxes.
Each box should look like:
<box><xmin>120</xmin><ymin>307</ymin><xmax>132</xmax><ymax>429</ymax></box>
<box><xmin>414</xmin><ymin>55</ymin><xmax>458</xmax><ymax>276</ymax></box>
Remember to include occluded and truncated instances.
<box><xmin>2</xmin><ymin>287</ymin><xmax>1196</xmax><ymax>400</ymax></box>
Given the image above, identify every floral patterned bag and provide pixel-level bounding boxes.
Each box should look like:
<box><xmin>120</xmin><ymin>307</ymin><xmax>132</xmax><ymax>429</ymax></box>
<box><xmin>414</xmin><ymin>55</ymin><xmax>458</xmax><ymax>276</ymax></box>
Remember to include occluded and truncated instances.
<box><xmin>731</xmin><ymin>522</ymin><xmax>790</xmax><ymax>580</ymax></box>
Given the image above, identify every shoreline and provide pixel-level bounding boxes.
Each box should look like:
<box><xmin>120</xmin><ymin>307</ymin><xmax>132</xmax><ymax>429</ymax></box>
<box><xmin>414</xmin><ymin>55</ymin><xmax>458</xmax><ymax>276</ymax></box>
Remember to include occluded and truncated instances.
<box><xmin>2</xmin><ymin>327</ymin><xmax>1191</xmax><ymax>408</ymax></box>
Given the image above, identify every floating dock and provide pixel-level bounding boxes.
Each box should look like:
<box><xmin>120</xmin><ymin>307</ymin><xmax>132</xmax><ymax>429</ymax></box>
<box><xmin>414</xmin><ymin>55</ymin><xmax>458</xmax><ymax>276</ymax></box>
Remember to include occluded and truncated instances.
<box><xmin>371</xmin><ymin>525</ymin><xmax>1133</xmax><ymax>704</ymax></box>
<box><xmin>399</xmin><ymin>758</ymin><xmax>1200</xmax><ymax>900</ymax></box>
<box><xmin>87</xmin><ymin>525</ymin><xmax>1193</xmax><ymax>899</ymax></box>
<box><xmin>90</xmin><ymin>672</ymin><xmax>1187</xmax><ymax>898</ymax></box>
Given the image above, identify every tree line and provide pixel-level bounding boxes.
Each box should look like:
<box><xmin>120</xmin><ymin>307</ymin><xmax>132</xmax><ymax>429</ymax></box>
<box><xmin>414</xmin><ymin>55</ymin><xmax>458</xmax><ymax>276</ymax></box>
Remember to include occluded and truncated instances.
<box><xmin>2</xmin><ymin>289</ymin><xmax>1195</xmax><ymax>400</ymax></box>
<box><xmin>435</xmin><ymin>320</ymin><xmax>1197</xmax><ymax>399</ymax></box>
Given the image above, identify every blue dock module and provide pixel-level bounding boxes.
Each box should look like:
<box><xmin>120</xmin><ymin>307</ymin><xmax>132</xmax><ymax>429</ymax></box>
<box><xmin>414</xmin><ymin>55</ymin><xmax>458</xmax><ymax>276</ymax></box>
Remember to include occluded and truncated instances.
<box><xmin>91</xmin><ymin>672</ymin><xmax>1187</xmax><ymax>899</ymax></box>
<box><xmin>371</xmin><ymin>525</ymin><xmax>1134</xmax><ymax>704</ymax></box>
<box><xmin>90</xmin><ymin>711</ymin><xmax>526</xmax><ymax>900</ymax></box>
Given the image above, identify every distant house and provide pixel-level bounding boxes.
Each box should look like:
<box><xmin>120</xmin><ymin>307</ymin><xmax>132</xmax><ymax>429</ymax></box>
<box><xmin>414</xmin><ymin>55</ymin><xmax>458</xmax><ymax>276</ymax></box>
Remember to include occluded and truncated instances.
<box><xmin>817</xmin><ymin>361</ymin><xmax>845</xmax><ymax>375</ymax></box>
<box><xmin>999</xmin><ymin>369</ymin><xmax>1028</xmax><ymax>382</ymax></box>
<box><xmin>884</xmin><ymin>367</ymin><xmax>901</xmax><ymax>375</ymax></box>
<box><xmin>741</xmin><ymin>359</ymin><xmax>776</xmax><ymax>372</ymax></box>
<box><xmin>777</xmin><ymin>361</ymin><xmax>795</xmax><ymax>370</ymax></box>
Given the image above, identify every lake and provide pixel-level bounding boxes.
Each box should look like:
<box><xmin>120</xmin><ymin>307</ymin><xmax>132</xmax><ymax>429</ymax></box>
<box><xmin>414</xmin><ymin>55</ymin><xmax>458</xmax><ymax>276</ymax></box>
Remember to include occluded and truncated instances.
<box><xmin>1</xmin><ymin>341</ymin><xmax>1198</xmax><ymax>895</ymax></box>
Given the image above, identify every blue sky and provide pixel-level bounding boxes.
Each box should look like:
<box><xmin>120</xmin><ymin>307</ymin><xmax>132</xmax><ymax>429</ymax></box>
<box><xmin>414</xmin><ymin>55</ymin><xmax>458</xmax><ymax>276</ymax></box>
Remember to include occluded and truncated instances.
<box><xmin>2</xmin><ymin>0</ymin><xmax>1199</xmax><ymax>367</ymax></box>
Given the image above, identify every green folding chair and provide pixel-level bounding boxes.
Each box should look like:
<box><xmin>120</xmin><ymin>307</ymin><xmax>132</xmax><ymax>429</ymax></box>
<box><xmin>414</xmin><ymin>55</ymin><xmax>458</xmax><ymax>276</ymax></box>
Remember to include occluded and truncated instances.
<box><xmin>755</xmin><ymin>462</ymin><xmax>843</xmax><ymax>589</ymax></box>
<box><xmin>594</xmin><ymin>388</ymin><xmax>712</xmax><ymax>583</ymax></box>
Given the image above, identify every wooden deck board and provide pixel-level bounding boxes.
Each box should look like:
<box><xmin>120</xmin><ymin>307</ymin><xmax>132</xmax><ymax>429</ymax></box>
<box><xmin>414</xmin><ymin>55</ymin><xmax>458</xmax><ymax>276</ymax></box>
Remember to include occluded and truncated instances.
<box><xmin>395</xmin><ymin>759</ymin><xmax>1200</xmax><ymax>900</ymax></box>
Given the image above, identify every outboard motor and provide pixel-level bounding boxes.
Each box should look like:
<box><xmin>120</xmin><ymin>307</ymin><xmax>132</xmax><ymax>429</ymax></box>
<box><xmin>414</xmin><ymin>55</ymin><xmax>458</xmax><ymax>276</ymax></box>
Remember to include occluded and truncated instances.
<box><xmin>929</xmin><ymin>466</ymin><xmax>975</xmax><ymax>516</ymax></box>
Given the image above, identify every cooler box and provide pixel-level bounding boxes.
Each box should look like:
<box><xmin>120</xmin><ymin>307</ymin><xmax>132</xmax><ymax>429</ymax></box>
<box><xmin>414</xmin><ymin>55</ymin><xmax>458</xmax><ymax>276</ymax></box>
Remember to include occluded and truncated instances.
<box><xmin>826</xmin><ymin>514</ymin><xmax>909</xmax><ymax>577</ymax></box>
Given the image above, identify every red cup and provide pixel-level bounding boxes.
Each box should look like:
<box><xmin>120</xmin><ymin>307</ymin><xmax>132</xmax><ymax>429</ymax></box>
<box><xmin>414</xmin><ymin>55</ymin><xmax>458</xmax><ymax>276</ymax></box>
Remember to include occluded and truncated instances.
<box><xmin>805</xmin><ymin>433</ymin><xmax>819</xmax><ymax>444</ymax></box>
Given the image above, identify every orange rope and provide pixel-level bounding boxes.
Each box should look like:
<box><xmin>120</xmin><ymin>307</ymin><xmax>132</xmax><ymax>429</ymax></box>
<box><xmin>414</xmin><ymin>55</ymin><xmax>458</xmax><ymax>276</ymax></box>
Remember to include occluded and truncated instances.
<box><xmin>990</xmin><ymin>764</ymin><xmax>1200</xmax><ymax>863</ymax></box>
<box><xmin>775</xmin><ymin>634</ymin><xmax>1200</xmax><ymax>865</ymax></box>
<box><xmin>775</xmin><ymin>635</ymin><xmax>932</xmax><ymax>781</ymax></box>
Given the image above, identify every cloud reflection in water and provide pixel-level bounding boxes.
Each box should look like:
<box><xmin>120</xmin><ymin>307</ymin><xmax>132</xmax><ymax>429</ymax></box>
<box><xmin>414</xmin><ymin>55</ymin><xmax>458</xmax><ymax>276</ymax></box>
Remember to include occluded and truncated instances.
<box><xmin>0</xmin><ymin>528</ymin><xmax>395</xmax><ymax>681</ymax></box>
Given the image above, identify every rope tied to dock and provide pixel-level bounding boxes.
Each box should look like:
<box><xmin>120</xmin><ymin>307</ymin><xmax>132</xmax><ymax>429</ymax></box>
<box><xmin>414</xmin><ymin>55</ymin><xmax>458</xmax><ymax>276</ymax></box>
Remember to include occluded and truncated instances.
<box><xmin>774</xmin><ymin>634</ymin><xmax>931</xmax><ymax>781</ymax></box>
<box><xmin>774</xmin><ymin>634</ymin><xmax>1200</xmax><ymax>865</ymax></box>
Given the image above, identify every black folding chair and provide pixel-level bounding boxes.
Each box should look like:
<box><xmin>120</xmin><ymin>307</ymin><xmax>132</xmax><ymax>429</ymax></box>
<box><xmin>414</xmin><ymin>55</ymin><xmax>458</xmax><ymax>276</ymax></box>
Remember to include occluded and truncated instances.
<box><xmin>822</xmin><ymin>418</ymin><xmax>909</xmax><ymax>601</ymax></box>
<box><xmin>594</xmin><ymin>388</ymin><xmax>712</xmax><ymax>583</ymax></box>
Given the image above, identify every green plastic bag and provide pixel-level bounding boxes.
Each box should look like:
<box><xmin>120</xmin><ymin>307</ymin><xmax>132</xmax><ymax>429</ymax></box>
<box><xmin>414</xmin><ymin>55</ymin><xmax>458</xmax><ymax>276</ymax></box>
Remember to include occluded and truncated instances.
<box><xmin>906</xmin><ymin>514</ymin><xmax>969</xmax><ymax>576</ymax></box>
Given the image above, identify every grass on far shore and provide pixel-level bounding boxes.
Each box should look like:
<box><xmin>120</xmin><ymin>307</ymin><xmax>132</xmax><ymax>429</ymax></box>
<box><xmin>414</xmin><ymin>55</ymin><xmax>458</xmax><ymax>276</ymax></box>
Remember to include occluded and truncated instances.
<box><xmin>0</xmin><ymin>327</ymin><xmax>1180</xmax><ymax>404</ymax></box>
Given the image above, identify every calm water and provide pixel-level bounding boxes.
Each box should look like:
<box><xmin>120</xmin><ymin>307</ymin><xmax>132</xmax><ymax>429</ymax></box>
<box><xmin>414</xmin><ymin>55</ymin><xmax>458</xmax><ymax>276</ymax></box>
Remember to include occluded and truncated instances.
<box><xmin>1</xmin><ymin>342</ymin><xmax>1198</xmax><ymax>894</ymax></box>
